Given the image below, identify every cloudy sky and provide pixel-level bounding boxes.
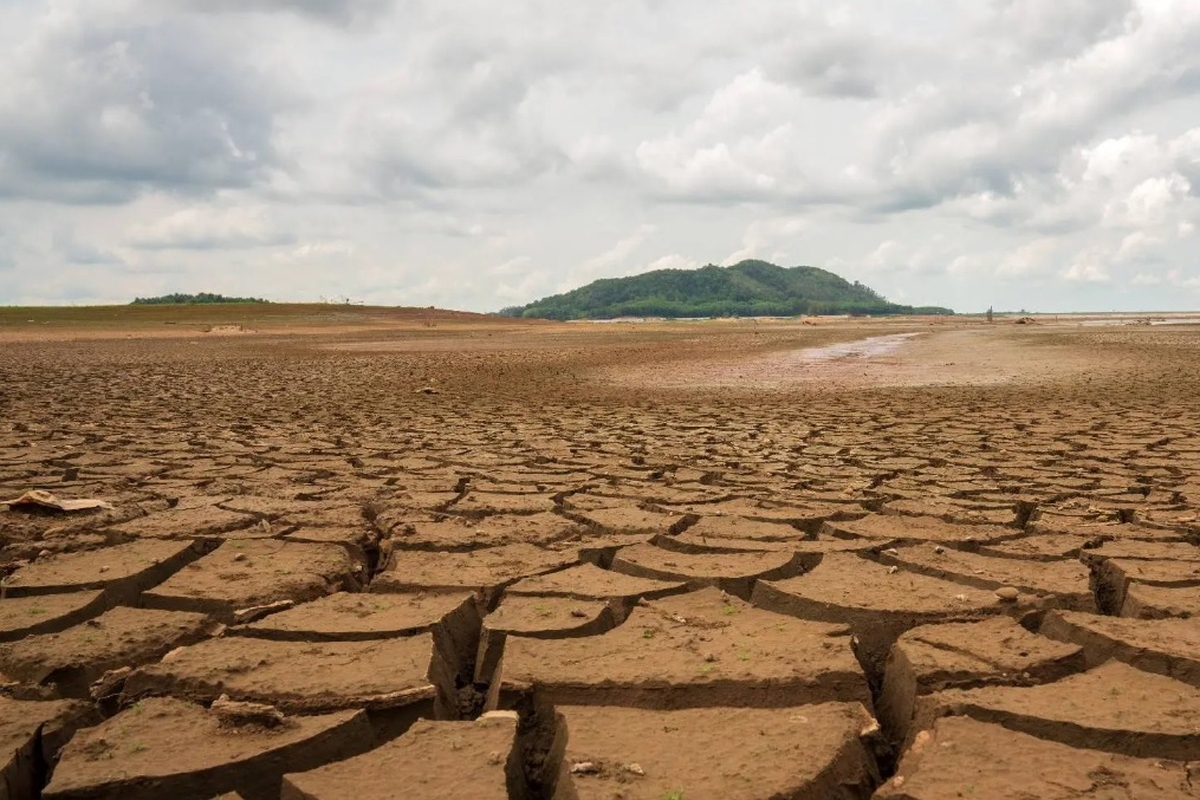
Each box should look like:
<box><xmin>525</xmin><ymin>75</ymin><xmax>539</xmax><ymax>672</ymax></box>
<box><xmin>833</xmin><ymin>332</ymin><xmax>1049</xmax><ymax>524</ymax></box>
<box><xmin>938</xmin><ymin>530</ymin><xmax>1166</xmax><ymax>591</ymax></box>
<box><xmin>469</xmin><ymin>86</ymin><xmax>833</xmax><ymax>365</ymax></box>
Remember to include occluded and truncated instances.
<box><xmin>1</xmin><ymin>0</ymin><xmax>1198</xmax><ymax>312</ymax></box>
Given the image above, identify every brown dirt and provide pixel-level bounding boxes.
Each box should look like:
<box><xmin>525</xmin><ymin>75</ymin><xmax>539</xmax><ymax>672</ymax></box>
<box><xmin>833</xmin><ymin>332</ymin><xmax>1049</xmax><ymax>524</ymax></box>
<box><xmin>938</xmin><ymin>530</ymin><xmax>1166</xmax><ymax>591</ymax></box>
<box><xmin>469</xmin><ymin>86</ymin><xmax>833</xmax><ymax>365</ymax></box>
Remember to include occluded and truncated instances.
<box><xmin>555</xmin><ymin>702</ymin><xmax>881</xmax><ymax>799</ymax></box>
<box><xmin>2</xmin><ymin>314</ymin><xmax>1200</xmax><ymax>795</ymax></box>
<box><xmin>281</xmin><ymin>712</ymin><xmax>522</xmax><ymax>800</ymax></box>
<box><xmin>878</xmin><ymin>716</ymin><xmax>1196</xmax><ymax>798</ymax></box>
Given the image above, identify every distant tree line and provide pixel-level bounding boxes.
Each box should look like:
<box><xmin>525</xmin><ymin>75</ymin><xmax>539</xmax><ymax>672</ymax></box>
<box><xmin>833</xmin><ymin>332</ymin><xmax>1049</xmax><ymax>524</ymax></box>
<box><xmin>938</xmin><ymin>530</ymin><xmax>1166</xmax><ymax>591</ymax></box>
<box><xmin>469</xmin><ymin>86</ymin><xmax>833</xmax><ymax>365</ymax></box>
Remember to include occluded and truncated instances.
<box><xmin>130</xmin><ymin>293</ymin><xmax>271</xmax><ymax>305</ymax></box>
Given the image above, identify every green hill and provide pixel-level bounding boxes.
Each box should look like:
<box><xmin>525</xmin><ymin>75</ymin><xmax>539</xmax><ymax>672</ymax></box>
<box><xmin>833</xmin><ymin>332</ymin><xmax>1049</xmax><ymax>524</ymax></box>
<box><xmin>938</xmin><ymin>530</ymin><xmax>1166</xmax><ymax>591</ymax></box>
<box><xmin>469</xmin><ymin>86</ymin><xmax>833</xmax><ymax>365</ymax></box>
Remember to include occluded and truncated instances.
<box><xmin>499</xmin><ymin>260</ymin><xmax>953</xmax><ymax>320</ymax></box>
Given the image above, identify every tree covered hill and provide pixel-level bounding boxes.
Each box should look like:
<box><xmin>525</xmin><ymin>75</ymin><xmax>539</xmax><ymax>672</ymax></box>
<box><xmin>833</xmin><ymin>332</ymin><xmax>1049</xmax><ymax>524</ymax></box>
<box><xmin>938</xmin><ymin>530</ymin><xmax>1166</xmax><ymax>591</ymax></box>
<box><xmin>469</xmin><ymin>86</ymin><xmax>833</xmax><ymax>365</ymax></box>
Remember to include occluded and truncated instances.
<box><xmin>499</xmin><ymin>260</ymin><xmax>953</xmax><ymax>320</ymax></box>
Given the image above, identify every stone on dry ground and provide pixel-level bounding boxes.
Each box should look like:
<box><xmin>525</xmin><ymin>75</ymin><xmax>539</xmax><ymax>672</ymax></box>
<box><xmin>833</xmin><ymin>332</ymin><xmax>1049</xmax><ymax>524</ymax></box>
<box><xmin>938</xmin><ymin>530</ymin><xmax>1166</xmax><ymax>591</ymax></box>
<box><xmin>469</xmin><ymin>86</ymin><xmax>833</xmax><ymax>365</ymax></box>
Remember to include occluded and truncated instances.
<box><xmin>877</xmin><ymin>616</ymin><xmax>1085</xmax><ymax>742</ymax></box>
<box><xmin>555</xmin><ymin>702</ymin><xmax>881</xmax><ymax>800</ymax></box>
<box><xmin>1040</xmin><ymin>609</ymin><xmax>1200</xmax><ymax>687</ymax></box>
<box><xmin>141</xmin><ymin>539</ymin><xmax>365</xmax><ymax>623</ymax></box>
<box><xmin>877</xmin><ymin>544</ymin><xmax>1094</xmax><ymax>610</ymax></box>
<box><xmin>911</xmin><ymin>660</ymin><xmax>1200</xmax><ymax>760</ymax></box>
<box><xmin>0</xmin><ymin>606</ymin><xmax>216</xmax><ymax>698</ymax></box>
<box><xmin>281</xmin><ymin>712</ymin><xmax>522</xmax><ymax>800</ymax></box>
<box><xmin>231</xmin><ymin>591</ymin><xmax>479</xmax><ymax>642</ymax></box>
<box><xmin>495</xmin><ymin>587</ymin><xmax>869</xmax><ymax>709</ymax></box>
<box><xmin>42</xmin><ymin>697</ymin><xmax>373</xmax><ymax>800</ymax></box>
<box><xmin>0</xmin><ymin>540</ymin><xmax>205</xmax><ymax>602</ymax></box>
<box><xmin>878</xmin><ymin>716</ymin><xmax>1196</xmax><ymax>799</ymax></box>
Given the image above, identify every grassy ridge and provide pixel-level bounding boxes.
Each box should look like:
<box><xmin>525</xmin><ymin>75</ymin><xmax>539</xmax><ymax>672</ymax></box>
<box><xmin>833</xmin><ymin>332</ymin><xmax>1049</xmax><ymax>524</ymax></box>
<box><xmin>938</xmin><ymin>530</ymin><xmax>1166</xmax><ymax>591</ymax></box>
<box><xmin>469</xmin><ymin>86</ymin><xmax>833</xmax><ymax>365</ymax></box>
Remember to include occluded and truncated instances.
<box><xmin>500</xmin><ymin>260</ymin><xmax>954</xmax><ymax>319</ymax></box>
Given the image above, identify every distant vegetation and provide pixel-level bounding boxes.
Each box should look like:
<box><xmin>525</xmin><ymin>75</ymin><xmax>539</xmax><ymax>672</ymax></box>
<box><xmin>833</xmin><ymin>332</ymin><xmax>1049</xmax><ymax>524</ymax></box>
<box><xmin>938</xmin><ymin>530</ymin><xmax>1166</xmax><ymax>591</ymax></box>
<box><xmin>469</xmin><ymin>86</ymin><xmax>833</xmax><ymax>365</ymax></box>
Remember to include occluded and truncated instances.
<box><xmin>499</xmin><ymin>260</ymin><xmax>954</xmax><ymax>320</ymax></box>
<box><xmin>130</xmin><ymin>293</ymin><xmax>270</xmax><ymax>305</ymax></box>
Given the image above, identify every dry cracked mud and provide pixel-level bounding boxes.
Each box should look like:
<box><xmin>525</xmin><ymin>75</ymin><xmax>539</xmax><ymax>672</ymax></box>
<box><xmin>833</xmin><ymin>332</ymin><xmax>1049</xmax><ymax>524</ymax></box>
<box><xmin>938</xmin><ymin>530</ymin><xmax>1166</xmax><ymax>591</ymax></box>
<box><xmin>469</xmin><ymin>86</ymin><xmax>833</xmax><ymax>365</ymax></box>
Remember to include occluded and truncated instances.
<box><xmin>2</xmin><ymin>313</ymin><xmax>1200</xmax><ymax>798</ymax></box>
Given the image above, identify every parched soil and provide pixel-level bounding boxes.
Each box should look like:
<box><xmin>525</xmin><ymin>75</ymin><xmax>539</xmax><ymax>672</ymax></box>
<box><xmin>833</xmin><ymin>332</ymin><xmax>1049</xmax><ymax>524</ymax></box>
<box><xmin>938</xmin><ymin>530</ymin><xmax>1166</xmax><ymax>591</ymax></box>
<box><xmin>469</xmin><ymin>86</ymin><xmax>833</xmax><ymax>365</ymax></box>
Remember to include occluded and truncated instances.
<box><xmin>2</xmin><ymin>314</ymin><xmax>1200</xmax><ymax>798</ymax></box>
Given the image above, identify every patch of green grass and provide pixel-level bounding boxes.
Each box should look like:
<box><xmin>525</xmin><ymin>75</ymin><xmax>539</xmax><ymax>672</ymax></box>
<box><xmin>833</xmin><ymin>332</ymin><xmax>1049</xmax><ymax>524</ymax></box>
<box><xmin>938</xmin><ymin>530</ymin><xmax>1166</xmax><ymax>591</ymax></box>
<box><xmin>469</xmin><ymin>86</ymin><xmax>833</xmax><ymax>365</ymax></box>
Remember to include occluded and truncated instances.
<box><xmin>662</xmin><ymin>790</ymin><xmax>685</xmax><ymax>800</ymax></box>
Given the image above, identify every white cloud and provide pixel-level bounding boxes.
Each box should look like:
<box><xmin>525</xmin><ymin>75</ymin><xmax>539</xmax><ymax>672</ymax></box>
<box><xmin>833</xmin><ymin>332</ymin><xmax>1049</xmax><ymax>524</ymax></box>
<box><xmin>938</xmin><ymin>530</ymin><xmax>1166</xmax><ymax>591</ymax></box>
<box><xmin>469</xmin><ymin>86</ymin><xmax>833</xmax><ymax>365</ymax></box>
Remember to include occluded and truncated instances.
<box><xmin>0</xmin><ymin>0</ymin><xmax>1199</xmax><ymax>312</ymax></box>
<box><xmin>125</xmin><ymin>206</ymin><xmax>292</xmax><ymax>249</ymax></box>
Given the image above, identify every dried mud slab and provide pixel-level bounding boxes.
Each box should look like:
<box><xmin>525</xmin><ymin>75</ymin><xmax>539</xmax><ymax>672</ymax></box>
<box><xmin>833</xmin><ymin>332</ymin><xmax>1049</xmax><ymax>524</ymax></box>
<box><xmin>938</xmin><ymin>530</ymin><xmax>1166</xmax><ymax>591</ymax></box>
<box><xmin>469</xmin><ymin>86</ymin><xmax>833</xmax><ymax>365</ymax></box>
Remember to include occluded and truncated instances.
<box><xmin>0</xmin><ymin>540</ymin><xmax>206</xmax><ymax>602</ymax></box>
<box><xmin>609</xmin><ymin>542</ymin><xmax>812</xmax><ymax>599</ymax></box>
<box><xmin>142</xmin><ymin>539</ymin><xmax>365</xmax><ymax>623</ymax></box>
<box><xmin>555</xmin><ymin>702</ymin><xmax>881</xmax><ymax>800</ymax></box>
<box><xmin>371</xmin><ymin>544</ymin><xmax>577</xmax><ymax>598</ymax></box>
<box><xmin>1041</xmin><ymin>610</ymin><xmax>1200</xmax><ymax>686</ymax></box>
<box><xmin>505</xmin><ymin>563</ymin><xmax>688</xmax><ymax>604</ymax></box>
<box><xmin>392</xmin><ymin>512</ymin><xmax>581</xmax><ymax>551</ymax></box>
<box><xmin>0</xmin><ymin>606</ymin><xmax>216</xmax><ymax>698</ymax></box>
<box><xmin>877</xmin><ymin>617</ymin><xmax>1085</xmax><ymax>743</ymax></box>
<box><xmin>0</xmin><ymin>591</ymin><xmax>108</xmax><ymax>642</ymax></box>
<box><xmin>482</xmin><ymin>596</ymin><xmax>615</xmax><ymax>640</ymax></box>
<box><xmin>975</xmin><ymin>533</ymin><xmax>1101</xmax><ymax>562</ymax></box>
<box><xmin>679</xmin><ymin>515</ymin><xmax>815</xmax><ymax>544</ymax></box>
<box><xmin>878</xmin><ymin>545</ymin><xmax>1093</xmax><ymax>610</ymax></box>
<box><xmin>655</xmin><ymin>498</ymin><xmax>863</xmax><ymax>529</ymax></box>
<box><xmin>751</xmin><ymin>554</ymin><xmax>1005</xmax><ymax>678</ymax></box>
<box><xmin>122</xmin><ymin>635</ymin><xmax>437</xmax><ymax>715</ymax></box>
<box><xmin>562</xmin><ymin>503</ymin><xmax>690</xmax><ymax>536</ymax></box>
<box><xmin>822</xmin><ymin>515</ymin><xmax>1020</xmax><ymax>546</ymax></box>
<box><xmin>878</xmin><ymin>716</ymin><xmax>1196</xmax><ymax>799</ymax></box>
<box><xmin>0</xmin><ymin>697</ymin><xmax>95</xmax><ymax>800</ymax></box>
<box><xmin>281</xmin><ymin>712</ymin><xmax>522</xmax><ymax>800</ymax></box>
<box><xmin>1122</xmin><ymin>583</ymin><xmax>1200</xmax><ymax>619</ymax></box>
<box><xmin>912</xmin><ymin>660</ymin><xmax>1200</xmax><ymax>760</ymax></box>
<box><xmin>1082</xmin><ymin>539</ymin><xmax>1200</xmax><ymax>562</ymax></box>
<box><xmin>495</xmin><ymin>587</ymin><xmax>868</xmax><ymax>709</ymax></box>
<box><xmin>107</xmin><ymin>506</ymin><xmax>257</xmax><ymax>539</ymax></box>
<box><xmin>1090</xmin><ymin>557</ymin><xmax>1200</xmax><ymax>616</ymax></box>
<box><xmin>232</xmin><ymin>591</ymin><xmax>479</xmax><ymax>642</ymax></box>
<box><xmin>476</xmin><ymin>596</ymin><xmax>616</xmax><ymax>686</ymax></box>
<box><xmin>43</xmin><ymin>697</ymin><xmax>373</xmax><ymax>800</ymax></box>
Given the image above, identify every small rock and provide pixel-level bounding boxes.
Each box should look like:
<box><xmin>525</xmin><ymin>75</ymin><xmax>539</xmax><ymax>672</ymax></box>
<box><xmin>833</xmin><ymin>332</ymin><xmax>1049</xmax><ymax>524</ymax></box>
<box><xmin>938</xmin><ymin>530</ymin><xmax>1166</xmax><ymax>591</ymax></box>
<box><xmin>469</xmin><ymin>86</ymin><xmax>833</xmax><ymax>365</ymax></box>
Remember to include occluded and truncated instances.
<box><xmin>954</xmin><ymin>594</ymin><xmax>968</xmax><ymax>602</ymax></box>
<box><xmin>232</xmin><ymin>599</ymin><xmax>295</xmax><ymax>625</ymax></box>
<box><xmin>98</xmin><ymin>565</ymin><xmax>110</xmax><ymax>573</ymax></box>
<box><xmin>671</xmin><ymin>614</ymin><xmax>687</xmax><ymax>624</ymax></box>
<box><xmin>887</xmin><ymin>566</ymin><xmax>899</xmax><ymax>574</ymax></box>
<box><xmin>210</xmin><ymin>694</ymin><xmax>286</xmax><ymax>728</ymax></box>
<box><xmin>232</xmin><ymin>553</ymin><xmax>248</xmax><ymax>563</ymax></box>
<box><xmin>570</xmin><ymin>761</ymin><xmax>601</xmax><ymax>775</ymax></box>
<box><xmin>90</xmin><ymin>667</ymin><xmax>133</xmax><ymax>701</ymax></box>
<box><xmin>623</xmin><ymin>763</ymin><xmax>645</xmax><ymax>776</ymax></box>
<box><xmin>486</xmin><ymin>751</ymin><xmax>502</xmax><ymax>766</ymax></box>
<box><xmin>881</xmin><ymin>548</ymin><xmax>899</xmax><ymax>557</ymax></box>
<box><xmin>416</xmin><ymin>386</ymin><xmax>440</xmax><ymax>395</ymax></box>
<box><xmin>995</xmin><ymin>586</ymin><xmax>1020</xmax><ymax>602</ymax></box>
<box><xmin>933</xmin><ymin>545</ymin><xmax>945</xmax><ymax>555</ymax></box>
<box><xmin>703</xmin><ymin>653</ymin><xmax>717</xmax><ymax>663</ymax></box>
<box><xmin>569</xmin><ymin>609</ymin><xmax>588</xmax><ymax>619</ymax></box>
<box><xmin>37</xmin><ymin>549</ymin><xmax>51</xmax><ymax>560</ymax></box>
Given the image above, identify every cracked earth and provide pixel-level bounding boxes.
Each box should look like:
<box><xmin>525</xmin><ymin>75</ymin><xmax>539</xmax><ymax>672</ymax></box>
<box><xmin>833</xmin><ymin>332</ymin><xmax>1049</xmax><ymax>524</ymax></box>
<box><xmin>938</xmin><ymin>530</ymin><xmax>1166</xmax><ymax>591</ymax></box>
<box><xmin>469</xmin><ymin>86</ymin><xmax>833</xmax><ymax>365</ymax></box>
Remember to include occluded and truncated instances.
<box><xmin>1</xmin><ymin>313</ymin><xmax>1199</xmax><ymax>799</ymax></box>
